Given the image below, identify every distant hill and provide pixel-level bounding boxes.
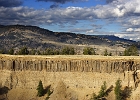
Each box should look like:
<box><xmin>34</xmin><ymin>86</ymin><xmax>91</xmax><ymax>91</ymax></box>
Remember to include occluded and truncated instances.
<box><xmin>0</xmin><ymin>25</ymin><xmax>138</xmax><ymax>54</ymax></box>
<box><xmin>97</xmin><ymin>35</ymin><xmax>136</xmax><ymax>43</ymax></box>
<box><xmin>0</xmin><ymin>25</ymin><xmax>107</xmax><ymax>49</ymax></box>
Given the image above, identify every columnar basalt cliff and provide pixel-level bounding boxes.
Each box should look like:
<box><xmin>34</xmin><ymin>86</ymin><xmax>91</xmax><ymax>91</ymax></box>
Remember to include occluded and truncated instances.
<box><xmin>0</xmin><ymin>55</ymin><xmax>140</xmax><ymax>72</ymax></box>
<box><xmin>0</xmin><ymin>55</ymin><xmax>140</xmax><ymax>100</ymax></box>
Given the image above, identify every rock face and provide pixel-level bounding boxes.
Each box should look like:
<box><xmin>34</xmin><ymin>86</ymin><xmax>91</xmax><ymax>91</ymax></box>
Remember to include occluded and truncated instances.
<box><xmin>0</xmin><ymin>55</ymin><xmax>139</xmax><ymax>72</ymax></box>
<box><xmin>0</xmin><ymin>55</ymin><xmax>140</xmax><ymax>100</ymax></box>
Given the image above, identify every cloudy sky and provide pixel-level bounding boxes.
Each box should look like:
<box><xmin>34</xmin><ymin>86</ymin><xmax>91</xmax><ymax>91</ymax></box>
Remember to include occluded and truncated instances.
<box><xmin>0</xmin><ymin>0</ymin><xmax>140</xmax><ymax>41</ymax></box>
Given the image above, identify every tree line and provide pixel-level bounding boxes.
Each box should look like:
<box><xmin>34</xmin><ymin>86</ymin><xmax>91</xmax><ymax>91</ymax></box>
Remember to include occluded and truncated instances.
<box><xmin>0</xmin><ymin>45</ymin><xmax>139</xmax><ymax>56</ymax></box>
<box><xmin>0</xmin><ymin>46</ymin><xmax>75</xmax><ymax>55</ymax></box>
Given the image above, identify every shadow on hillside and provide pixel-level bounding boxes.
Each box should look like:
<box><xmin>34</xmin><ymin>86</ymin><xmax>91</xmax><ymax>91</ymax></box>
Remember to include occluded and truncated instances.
<box><xmin>43</xmin><ymin>85</ymin><xmax>53</xmax><ymax>100</ymax></box>
<box><xmin>44</xmin><ymin>85</ymin><xmax>51</xmax><ymax>94</ymax></box>
<box><xmin>0</xmin><ymin>86</ymin><xmax>9</xmax><ymax>95</ymax></box>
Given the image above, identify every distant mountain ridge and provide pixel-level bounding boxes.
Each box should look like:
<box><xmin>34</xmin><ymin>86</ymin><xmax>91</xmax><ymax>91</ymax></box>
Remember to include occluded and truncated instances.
<box><xmin>0</xmin><ymin>25</ymin><xmax>137</xmax><ymax>52</ymax></box>
<box><xmin>97</xmin><ymin>35</ymin><xmax>136</xmax><ymax>43</ymax></box>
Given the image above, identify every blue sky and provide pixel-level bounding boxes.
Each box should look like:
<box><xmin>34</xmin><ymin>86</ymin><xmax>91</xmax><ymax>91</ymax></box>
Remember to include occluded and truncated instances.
<box><xmin>23</xmin><ymin>0</ymin><xmax>106</xmax><ymax>9</ymax></box>
<box><xmin>0</xmin><ymin>0</ymin><xmax>140</xmax><ymax>41</ymax></box>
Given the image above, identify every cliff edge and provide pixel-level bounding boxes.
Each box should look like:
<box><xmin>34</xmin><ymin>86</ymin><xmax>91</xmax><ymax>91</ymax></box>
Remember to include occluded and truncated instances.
<box><xmin>0</xmin><ymin>55</ymin><xmax>140</xmax><ymax>100</ymax></box>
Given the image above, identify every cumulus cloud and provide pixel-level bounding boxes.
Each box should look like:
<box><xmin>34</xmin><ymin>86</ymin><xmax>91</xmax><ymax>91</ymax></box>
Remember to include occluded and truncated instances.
<box><xmin>125</xmin><ymin>28</ymin><xmax>140</xmax><ymax>32</ymax></box>
<box><xmin>0</xmin><ymin>7</ymin><xmax>45</xmax><ymax>25</ymax></box>
<box><xmin>1</xmin><ymin>0</ymin><xmax>140</xmax><ymax>25</ymax></box>
<box><xmin>126</xmin><ymin>28</ymin><xmax>133</xmax><ymax>32</ymax></box>
<box><xmin>86</xmin><ymin>30</ymin><xmax>94</xmax><ymax>34</ymax></box>
<box><xmin>134</xmin><ymin>28</ymin><xmax>140</xmax><ymax>32</ymax></box>
<box><xmin>115</xmin><ymin>32</ymin><xmax>140</xmax><ymax>41</ymax></box>
<box><xmin>0</xmin><ymin>0</ymin><xmax>140</xmax><ymax>40</ymax></box>
<box><xmin>128</xmin><ymin>18</ymin><xmax>140</xmax><ymax>27</ymax></box>
<box><xmin>0</xmin><ymin>0</ymin><xmax>22</xmax><ymax>7</ymax></box>
<box><xmin>0</xmin><ymin>0</ymin><xmax>140</xmax><ymax>26</ymax></box>
<box><xmin>0</xmin><ymin>6</ymin><xmax>92</xmax><ymax>25</ymax></box>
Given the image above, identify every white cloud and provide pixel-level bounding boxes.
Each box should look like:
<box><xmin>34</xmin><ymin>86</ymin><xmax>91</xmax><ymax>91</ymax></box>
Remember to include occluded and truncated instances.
<box><xmin>114</xmin><ymin>33</ymin><xmax>125</xmax><ymax>38</ymax></box>
<box><xmin>126</xmin><ymin>28</ymin><xmax>133</xmax><ymax>32</ymax></box>
<box><xmin>134</xmin><ymin>28</ymin><xmax>140</xmax><ymax>32</ymax></box>
<box><xmin>115</xmin><ymin>33</ymin><xmax>140</xmax><ymax>41</ymax></box>
<box><xmin>0</xmin><ymin>0</ymin><xmax>140</xmax><ymax>41</ymax></box>
<box><xmin>0</xmin><ymin>0</ymin><xmax>140</xmax><ymax>26</ymax></box>
<box><xmin>129</xmin><ymin>18</ymin><xmax>140</xmax><ymax>26</ymax></box>
<box><xmin>86</xmin><ymin>30</ymin><xmax>94</xmax><ymax>34</ymax></box>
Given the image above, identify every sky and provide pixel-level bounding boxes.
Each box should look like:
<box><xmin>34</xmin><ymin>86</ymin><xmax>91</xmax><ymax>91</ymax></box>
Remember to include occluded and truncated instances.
<box><xmin>0</xmin><ymin>0</ymin><xmax>140</xmax><ymax>41</ymax></box>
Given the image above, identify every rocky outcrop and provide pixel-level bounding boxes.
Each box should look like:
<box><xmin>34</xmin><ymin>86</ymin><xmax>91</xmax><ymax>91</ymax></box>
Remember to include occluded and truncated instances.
<box><xmin>0</xmin><ymin>55</ymin><xmax>140</xmax><ymax>72</ymax></box>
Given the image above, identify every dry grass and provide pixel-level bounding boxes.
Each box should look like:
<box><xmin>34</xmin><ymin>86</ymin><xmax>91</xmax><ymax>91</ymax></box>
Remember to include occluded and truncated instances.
<box><xmin>0</xmin><ymin>54</ymin><xmax>140</xmax><ymax>61</ymax></box>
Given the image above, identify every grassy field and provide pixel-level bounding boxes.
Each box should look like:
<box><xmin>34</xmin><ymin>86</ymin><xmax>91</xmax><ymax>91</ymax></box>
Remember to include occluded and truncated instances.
<box><xmin>0</xmin><ymin>54</ymin><xmax>140</xmax><ymax>61</ymax></box>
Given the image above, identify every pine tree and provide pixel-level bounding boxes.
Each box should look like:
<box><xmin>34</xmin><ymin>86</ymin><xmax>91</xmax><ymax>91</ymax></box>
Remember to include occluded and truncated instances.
<box><xmin>98</xmin><ymin>81</ymin><xmax>107</xmax><ymax>98</ymax></box>
<box><xmin>9</xmin><ymin>48</ymin><xmax>14</xmax><ymax>55</ymax></box>
<box><xmin>29</xmin><ymin>49</ymin><xmax>36</xmax><ymax>55</ymax></box>
<box><xmin>61</xmin><ymin>46</ymin><xmax>75</xmax><ymax>55</ymax></box>
<box><xmin>18</xmin><ymin>46</ymin><xmax>29</xmax><ymax>55</ymax></box>
<box><xmin>37</xmin><ymin>80</ymin><xmax>44</xmax><ymax>97</ymax></box>
<box><xmin>124</xmin><ymin>45</ymin><xmax>138</xmax><ymax>56</ymax></box>
<box><xmin>91</xmin><ymin>81</ymin><xmax>108</xmax><ymax>100</ymax></box>
<box><xmin>83</xmin><ymin>47</ymin><xmax>95</xmax><ymax>55</ymax></box>
<box><xmin>114</xmin><ymin>79</ymin><xmax>122</xmax><ymax>100</ymax></box>
<box><xmin>104</xmin><ymin>49</ymin><xmax>108</xmax><ymax>56</ymax></box>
